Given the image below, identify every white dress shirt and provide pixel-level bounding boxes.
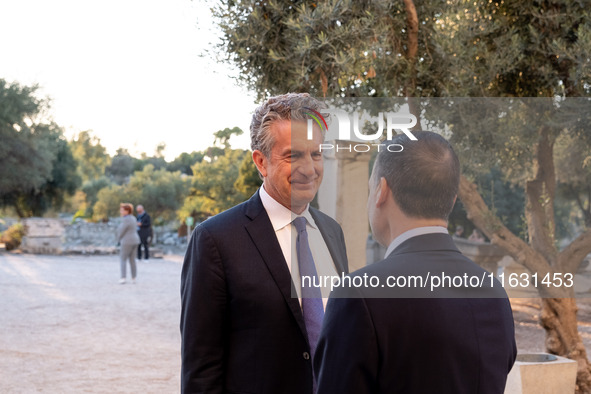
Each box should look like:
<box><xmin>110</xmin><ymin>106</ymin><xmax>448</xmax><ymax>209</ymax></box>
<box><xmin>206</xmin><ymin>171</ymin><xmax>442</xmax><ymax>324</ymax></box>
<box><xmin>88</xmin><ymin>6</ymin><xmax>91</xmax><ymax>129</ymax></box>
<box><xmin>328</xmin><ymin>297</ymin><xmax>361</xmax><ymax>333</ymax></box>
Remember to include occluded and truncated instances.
<box><xmin>384</xmin><ymin>226</ymin><xmax>450</xmax><ymax>258</ymax></box>
<box><xmin>259</xmin><ymin>186</ymin><xmax>338</xmax><ymax>307</ymax></box>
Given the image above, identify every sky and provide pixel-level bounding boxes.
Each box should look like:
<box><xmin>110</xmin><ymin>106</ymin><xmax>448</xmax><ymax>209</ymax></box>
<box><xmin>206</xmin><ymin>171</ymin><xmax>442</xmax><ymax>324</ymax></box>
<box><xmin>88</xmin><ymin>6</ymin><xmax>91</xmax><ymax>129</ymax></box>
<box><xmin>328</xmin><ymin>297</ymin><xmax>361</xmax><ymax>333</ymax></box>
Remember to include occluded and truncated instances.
<box><xmin>0</xmin><ymin>0</ymin><xmax>255</xmax><ymax>160</ymax></box>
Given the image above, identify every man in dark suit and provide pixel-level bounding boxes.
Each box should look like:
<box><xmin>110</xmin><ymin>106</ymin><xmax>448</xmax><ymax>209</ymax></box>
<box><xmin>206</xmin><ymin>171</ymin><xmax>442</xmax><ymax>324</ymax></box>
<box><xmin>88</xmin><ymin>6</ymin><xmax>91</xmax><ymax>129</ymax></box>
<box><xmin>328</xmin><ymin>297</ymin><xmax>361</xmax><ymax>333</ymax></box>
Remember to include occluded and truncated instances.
<box><xmin>180</xmin><ymin>93</ymin><xmax>348</xmax><ymax>394</ymax></box>
<box><xmin>315</xmin><ymin>131</ymin><xmax>516</xmax><ymax>394</ymax></box>
<box><xmin>136</xmin><ymin>204</ymin><xmax>152</xmax><ymax>260</ymax></box>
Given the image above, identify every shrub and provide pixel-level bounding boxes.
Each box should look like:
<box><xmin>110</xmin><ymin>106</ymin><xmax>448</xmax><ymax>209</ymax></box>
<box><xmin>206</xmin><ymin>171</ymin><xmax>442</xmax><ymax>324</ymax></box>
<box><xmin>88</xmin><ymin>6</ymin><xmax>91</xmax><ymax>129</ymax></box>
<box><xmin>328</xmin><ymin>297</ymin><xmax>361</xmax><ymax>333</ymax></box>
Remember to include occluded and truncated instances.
<box><xmin>1</xmin><ymin>223</ymin><xmax>25</xmax><ymax>251</ymax></box>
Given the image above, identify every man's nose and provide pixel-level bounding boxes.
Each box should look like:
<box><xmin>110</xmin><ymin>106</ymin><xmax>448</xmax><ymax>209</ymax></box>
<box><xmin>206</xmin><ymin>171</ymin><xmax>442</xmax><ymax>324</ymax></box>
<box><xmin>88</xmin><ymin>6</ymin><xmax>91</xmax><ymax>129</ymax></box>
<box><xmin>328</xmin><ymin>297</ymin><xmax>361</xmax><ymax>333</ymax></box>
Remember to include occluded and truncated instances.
<box><xmin>295</xmin><ymin>154</ymin><xmax>316</xmax><ymax>177</ymax></box>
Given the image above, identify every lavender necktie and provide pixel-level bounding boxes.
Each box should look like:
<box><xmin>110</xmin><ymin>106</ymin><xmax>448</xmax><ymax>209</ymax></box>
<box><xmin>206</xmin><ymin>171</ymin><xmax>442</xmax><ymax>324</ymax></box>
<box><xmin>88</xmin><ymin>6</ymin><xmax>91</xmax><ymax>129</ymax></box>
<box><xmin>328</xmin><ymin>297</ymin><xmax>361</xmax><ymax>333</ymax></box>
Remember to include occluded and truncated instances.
<box><xmin>293</xmin><ymin>217</ymin><xmax>324</xmax><ymax>382</ymax></box>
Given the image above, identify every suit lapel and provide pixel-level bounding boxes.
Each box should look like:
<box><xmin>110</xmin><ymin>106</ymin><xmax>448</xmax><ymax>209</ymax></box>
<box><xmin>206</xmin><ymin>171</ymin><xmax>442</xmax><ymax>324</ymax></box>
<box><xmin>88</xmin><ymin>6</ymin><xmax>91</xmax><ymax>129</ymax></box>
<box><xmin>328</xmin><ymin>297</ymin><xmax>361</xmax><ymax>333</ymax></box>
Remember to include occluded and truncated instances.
<box><xmin>310</xmin><ymin>209</ymin><xmax>348</xmax><ymax>275</ymax></box>
<box><xmin>244</xmin><ymin>192</ymin><xmax>309</xmax><ymax>343</ymax></box>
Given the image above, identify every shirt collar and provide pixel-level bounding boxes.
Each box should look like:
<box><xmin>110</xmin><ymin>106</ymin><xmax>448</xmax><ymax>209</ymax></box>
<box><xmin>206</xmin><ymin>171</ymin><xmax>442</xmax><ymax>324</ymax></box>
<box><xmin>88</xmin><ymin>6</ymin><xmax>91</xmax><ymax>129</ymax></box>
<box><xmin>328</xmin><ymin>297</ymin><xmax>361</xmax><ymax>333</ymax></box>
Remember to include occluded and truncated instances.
<box><xmin>259</xmin><ymin>185</ymin><xmax>317</xmax><ymax>231</ymax></box>
<box><xmin>384</xmin><ymin>226</ymin><xmax>449</xmax><ymax>258</ymax></box>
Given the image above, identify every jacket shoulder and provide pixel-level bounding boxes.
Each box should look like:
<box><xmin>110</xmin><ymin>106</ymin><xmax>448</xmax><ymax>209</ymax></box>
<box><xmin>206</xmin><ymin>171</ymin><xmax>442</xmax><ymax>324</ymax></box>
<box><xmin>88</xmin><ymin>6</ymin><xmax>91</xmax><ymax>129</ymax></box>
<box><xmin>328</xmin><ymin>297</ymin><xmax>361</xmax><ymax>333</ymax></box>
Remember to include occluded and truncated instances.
<box><xmin>197</xmin><ymin>195</ymin><xmax>260</xmax><ymax>234</ymax></box>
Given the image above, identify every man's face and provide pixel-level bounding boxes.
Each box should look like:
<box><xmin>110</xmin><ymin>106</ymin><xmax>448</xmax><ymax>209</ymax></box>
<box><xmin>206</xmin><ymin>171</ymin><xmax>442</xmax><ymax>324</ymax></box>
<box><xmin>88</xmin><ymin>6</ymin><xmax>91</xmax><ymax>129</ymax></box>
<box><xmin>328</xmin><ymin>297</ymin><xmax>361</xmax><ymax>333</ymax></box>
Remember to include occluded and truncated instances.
<box><xmin>136</xmin><ymin>206</ymin><xmax>144</xmax><ymax>215</ymax></box>
<box><xmin>258</xmin><ymin>119</ymin><xmax>324</xmax><ymax>214</ymax></box>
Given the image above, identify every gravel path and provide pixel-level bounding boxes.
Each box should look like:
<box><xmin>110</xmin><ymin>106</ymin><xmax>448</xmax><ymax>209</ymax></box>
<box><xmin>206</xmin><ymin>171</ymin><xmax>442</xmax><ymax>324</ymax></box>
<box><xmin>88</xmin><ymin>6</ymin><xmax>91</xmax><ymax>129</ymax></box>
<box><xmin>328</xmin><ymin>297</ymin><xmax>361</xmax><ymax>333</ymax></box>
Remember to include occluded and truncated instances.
<box><xmin>0</xmin><ymin>252</ymin><xmax>183</xmax><ymax>393</ymax></box>
<box><xmin>2</xmin><ymin>252</ymin><xmax>591</xmax><ymax>393</ymax></box>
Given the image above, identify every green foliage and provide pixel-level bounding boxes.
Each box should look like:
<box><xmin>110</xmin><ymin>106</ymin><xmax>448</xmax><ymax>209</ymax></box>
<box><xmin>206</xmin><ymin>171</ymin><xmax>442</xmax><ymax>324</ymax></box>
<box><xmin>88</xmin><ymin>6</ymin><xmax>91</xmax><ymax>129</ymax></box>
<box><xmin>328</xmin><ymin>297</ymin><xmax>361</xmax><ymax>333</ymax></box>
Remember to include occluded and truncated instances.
<box><xmin>449</xmin><ymin>166</ymin><xmax>526</xmax><ymax>238</ymax></box>
<box><xmin>433</xmin><ymin>1</ymin><xmax>591</xmax><ymax>97</ymax></box>
<box><xmin>134</xmin><ymin>144</ymin><xmax>168</xmax><ymax>172</ymax></box>
<box><xmin>0</xmin><ymin>80</ymin><xmax>54</xmax><ymax>198</ymax></box>
<box><xmin>127</xmin><ymin>165</ymin><xmax>191</xmax><ymax>223</ymax></box>
<box><xmin>0</xmin><ymin>79</ymin><xmax>81</xmax><ymax>217</ymax></box>
<box><xmin>80</xmin><ymin>176</ymin><xmax>114</xmax><ymax>218</ymax></box>
<box><xmin>214</xmin><ymin>127</ymin><xmax>244</xmax><ymax>149</ymax></box>
<box><xmin>93</xmin><ymin>165</ymin><xmax>190</xmax><ymax>222</ymax></box>
<box><xmin>105</xmin><ymin>148</ymin><xmax>136</xmax><ymax>185</ymax></box>
<box><xmin>213</xmin><ymin>0</ymin><xmax>591</xmax><ymax>245</ymax></box>
<box><xmin>213</xmin><ymin>0</ymin><xmax>448</xmax><ymax>99</ymax></box>
<box><xmin>477</xmin><ymin>166</ymin><xmax>526</xmax><ymax>236</ymax></box>
<box><xmin>0</xmin><ymin>223</ymin><xmax>25</xmax><ymax>251</ymax></box>
<box><xmin>555</xmin><ymin>131</ymin><xmax>591</xmax><ymax>228</ymax></box>
<box><xmin>167</xmin><ymin>151</ymin><xmax>205</xmax><ymax>175</ymax></box>
<box><xmin>92</xmin><ymin>184</ymin><xmax>127</xmax><ymax>221</ymax></box>
<box><xmin>69</xmin><ymin>130</ymin><xmax>111</xmax><ymax>182</ymax></box>
<box><xmin>234</xmin><ymin>151</ymin><xmax>262</xmax><ymax>197</ymax></box>
<box><xmin>28</xmin><ymin>135</ymin><xmax>81</xmax><ymax>215</ymax></box>
<box><xmin>178</xmin><ymin>148</ymin><xmax>252</xmax><ymax>221</ymax></box>
<box><xmin>134</xmin><ymin>155</ymin><xmax>167</xmax><ymax>172</ymax></box>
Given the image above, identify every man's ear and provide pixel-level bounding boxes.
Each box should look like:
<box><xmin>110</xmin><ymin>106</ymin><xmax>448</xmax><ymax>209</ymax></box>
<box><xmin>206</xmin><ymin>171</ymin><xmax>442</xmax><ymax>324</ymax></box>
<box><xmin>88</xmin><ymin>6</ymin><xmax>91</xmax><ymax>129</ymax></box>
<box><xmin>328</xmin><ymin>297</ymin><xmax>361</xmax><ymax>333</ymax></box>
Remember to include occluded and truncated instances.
<box><xmin>252</xmin><ymin>150</ymin><xmax>268</xmax><ymax>178</ymax></box>
<box><xmin>376</xmin><ymin>177</ymin><xmax>389</xmax><ymax>207</ymax></box>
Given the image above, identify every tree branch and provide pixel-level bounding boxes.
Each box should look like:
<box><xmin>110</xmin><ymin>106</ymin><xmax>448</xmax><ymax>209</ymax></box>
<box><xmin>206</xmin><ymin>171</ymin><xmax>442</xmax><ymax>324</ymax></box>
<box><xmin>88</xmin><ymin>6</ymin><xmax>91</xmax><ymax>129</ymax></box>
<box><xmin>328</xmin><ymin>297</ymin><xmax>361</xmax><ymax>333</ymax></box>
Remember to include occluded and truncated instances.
<box><xmin>560</xmin><ymin>228</ymin><xmax>591</xmax><ymax>274</ymax></box>
<box><xmin>459</xmin><ymin>175</ymin><xmax>552</xmax><ymax>277</ymax></box>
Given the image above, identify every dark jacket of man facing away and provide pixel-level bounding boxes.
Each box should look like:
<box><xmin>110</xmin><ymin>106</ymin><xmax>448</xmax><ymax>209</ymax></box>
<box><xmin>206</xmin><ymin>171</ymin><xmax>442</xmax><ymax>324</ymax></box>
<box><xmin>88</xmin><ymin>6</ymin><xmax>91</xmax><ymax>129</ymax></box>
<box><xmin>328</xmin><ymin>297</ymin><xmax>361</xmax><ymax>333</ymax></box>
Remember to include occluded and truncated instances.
<box><xmin>136</xmin><ymin>204</ymin><xmax>151</xmax><ymax>260</ymax></box>
<box><xmin>314</xmin><ymin>131</ymin><xmax>516</xmax><ymax>394</ymax></box>
<box><xmin>180</xmin><ymin>93</ymin><xmax>348</xmax><ymax>394</ymax></box>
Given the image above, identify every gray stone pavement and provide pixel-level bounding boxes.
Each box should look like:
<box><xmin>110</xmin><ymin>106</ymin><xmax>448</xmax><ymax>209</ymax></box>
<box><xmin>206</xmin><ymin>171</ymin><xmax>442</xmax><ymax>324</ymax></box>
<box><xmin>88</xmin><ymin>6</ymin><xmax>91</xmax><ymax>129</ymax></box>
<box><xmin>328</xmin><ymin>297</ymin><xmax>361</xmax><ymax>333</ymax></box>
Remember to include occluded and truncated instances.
<box><xmin>0</xmin><ymin>252</ymin><xmax>184</xmax><ymax>393</ymax></box>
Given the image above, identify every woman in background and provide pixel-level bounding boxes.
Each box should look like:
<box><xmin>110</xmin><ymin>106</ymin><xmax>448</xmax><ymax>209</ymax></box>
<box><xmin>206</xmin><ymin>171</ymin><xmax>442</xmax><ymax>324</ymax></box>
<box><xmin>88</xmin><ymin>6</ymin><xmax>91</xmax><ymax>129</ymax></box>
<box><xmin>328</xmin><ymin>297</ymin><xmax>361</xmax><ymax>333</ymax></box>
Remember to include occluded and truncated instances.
<box><xmin>117</xmin><ymin>203</ymin><xmax>141</xmax><ymax>284</ymax></box>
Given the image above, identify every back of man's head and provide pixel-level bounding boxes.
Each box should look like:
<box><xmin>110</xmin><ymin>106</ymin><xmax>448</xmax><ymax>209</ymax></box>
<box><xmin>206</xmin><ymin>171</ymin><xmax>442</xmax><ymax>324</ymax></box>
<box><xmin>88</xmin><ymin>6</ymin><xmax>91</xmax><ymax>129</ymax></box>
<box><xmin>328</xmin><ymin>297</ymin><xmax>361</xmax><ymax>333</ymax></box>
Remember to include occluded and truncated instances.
<box><xmin>374</xmin><ymin>131</ymin><xmax>460</xmax><ymax>221</ymax></box>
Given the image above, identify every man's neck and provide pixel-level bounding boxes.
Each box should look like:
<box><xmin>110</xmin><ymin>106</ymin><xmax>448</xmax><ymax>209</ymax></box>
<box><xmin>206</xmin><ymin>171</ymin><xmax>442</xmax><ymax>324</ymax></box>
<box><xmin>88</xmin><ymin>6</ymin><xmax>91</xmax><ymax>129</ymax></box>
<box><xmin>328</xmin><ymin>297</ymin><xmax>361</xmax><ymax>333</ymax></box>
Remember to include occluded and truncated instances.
<box><xmin>387</xmin><ymin>218</ymin><xmax>448</xmax><ymax>247</ymax></box>
<box><xmin>261</xmin><ymin>184</ymin><xmax>307</xmax><ymax>215</ymax></box>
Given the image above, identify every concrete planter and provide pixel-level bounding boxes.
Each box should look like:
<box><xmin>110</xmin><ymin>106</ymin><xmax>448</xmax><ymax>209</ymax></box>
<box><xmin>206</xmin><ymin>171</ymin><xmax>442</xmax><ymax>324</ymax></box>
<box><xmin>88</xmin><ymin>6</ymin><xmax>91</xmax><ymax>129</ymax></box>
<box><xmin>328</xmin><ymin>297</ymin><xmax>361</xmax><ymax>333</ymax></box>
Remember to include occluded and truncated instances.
<box><xmin>505</xmin><ymin>353</ymin><xmax>577</xmax><ymax>394</ymax></box>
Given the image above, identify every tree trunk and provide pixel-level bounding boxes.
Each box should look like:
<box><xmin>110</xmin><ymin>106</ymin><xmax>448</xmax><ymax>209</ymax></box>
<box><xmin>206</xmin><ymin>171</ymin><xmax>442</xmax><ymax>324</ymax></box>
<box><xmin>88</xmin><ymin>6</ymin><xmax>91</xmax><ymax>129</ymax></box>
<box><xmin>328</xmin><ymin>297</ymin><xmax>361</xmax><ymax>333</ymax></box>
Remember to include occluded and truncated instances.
<box><xmin>458</xmin><ymin>173</ymin><xmax>591</xmax><ymax>391</ymax></box>
<box><xmin>402</xmin><ymin>0</ymin><xmax>421</xmax><ymax>125</ymax></box>
<box><xmin>525</xmin><ymin>128</ymin><xmax>557</xmax><ymax>263</ymax></box>
<box><xmin>541</xmin><ymin>297</ymin><xmax>591</xmax><ymax>393</ymax></box>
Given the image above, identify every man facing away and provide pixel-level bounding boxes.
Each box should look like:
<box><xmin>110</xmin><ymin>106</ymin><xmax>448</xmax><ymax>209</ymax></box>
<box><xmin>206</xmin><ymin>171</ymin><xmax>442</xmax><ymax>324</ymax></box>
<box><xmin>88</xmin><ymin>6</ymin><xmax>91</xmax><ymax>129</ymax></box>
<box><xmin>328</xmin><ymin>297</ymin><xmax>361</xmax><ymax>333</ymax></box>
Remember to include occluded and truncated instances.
<box><xmin>315</xmin><ymin>131</ymin><xmax>516</xmax><ymax>394</ymax></box>
<box><xmin>136</xmin><ymin>204</ymin><xmax>152</xmax><ymax>260</ymax></box>
<box><xmin>180</xmin><ymin>93</ymin><xmax>348</xmax><ymax>394</ymax></box>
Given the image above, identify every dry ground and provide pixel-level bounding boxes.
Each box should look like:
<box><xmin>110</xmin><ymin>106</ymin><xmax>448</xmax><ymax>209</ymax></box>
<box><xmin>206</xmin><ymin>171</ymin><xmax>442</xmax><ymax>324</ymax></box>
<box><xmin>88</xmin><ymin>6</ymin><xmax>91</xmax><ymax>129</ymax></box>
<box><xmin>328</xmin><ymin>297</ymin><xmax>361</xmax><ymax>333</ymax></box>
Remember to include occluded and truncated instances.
<box><xmin>1</xmin><ymin>252</ymin><xmax>590</xmax><ymax>393</ymax></box>
<box><xmin>0</xmin><ymin>252</ymin><xmax>182</xmax><ymax>393</ymax></box>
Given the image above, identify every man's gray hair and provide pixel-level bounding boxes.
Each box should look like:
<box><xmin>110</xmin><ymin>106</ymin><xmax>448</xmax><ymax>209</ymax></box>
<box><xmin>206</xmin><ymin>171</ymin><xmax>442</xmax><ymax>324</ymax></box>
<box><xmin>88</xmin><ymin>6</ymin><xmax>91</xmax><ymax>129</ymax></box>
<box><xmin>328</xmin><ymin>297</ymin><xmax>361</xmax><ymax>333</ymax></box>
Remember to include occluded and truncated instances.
<box><xmin>250</xmin><ymin>93</ymin><xmax>325</xmax><ymax>157</ymax></box>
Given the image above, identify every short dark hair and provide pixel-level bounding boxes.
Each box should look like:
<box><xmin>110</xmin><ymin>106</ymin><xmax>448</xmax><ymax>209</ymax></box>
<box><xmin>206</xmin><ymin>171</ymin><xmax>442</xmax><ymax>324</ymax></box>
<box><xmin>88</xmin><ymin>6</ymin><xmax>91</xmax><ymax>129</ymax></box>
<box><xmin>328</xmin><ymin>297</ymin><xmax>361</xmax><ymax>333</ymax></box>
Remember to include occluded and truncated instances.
<box><xmin>250</xmin><ymin>93</ymin><xmax>325</xmax><ymax>157</ymax></box>
<box><xmin>374</xmin><ymin>131</ymin><xmax>460</xmax><ymax>220</ymax></box>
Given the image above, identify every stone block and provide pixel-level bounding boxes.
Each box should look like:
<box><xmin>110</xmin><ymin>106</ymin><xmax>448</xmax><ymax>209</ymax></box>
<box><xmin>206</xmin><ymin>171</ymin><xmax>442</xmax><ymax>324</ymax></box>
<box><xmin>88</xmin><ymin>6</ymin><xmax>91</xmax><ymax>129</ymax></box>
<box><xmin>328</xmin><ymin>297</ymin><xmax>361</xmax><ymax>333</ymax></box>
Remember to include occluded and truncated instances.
<box><xmin>505</xmin><ymin>353</ymin><xmax>577</xmax><ymax>394</ymax></box>
<box><xmin>23</xmin><ymin>218</ymin><xmax>65</xmax><ymax>237</ymax></box>
<box><xmin>21</xmin><ymin>236</ymin><xmax>63</xmax><ymax>255</ymax></box>
<box><xmin>21</xmin><ymin>218</ymin><xmax>64</xmax><ymax>254</ymax></box>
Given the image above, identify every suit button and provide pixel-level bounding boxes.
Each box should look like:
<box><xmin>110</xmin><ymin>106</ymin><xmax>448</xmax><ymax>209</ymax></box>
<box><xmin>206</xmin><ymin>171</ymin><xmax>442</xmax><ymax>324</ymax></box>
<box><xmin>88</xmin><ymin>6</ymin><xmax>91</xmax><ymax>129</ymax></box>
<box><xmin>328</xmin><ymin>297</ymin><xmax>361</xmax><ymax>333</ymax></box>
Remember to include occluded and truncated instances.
<box><xmin>303</xmin><ymin>352</ymin><xmax>310</xmax><ymax>360</ymax></box>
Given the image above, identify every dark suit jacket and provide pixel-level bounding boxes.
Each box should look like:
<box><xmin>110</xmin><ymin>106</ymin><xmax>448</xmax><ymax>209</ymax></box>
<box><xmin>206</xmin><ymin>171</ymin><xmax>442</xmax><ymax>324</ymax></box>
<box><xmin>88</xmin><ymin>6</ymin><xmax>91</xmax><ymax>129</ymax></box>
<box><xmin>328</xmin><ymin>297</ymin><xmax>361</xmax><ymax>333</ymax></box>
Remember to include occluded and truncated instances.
<box><xmin>315</xmin><ymin>233</ymin><xmax>516</xmax><ymax>394</ymax></box>
<box><xmin>136</xmin><ymin>212</ymin><xmax>152</xmax><ymax>240</ymax></box>
<box><xmin>180</xmin><ymin>191</ymin><xmax>348</xmax><ymax>394</ymax></box>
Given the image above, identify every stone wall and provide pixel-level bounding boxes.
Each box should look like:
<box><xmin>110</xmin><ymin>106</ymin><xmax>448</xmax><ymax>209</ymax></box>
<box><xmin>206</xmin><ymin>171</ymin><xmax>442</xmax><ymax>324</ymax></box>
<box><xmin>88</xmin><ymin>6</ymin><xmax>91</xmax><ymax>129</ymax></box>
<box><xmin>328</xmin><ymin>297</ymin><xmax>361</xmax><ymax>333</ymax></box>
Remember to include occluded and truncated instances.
<box><xmin>62</xmin><ymin>219</ymin><xmax>187</xmax><ymax>255</ymax></box>
<box><xmin>66</xmin><ymin>220</ymin><xmax>119</xmax><ymax>247</ymax></box>
<box><xmin>64</xmin><ymin>220</ymin><xmax>120</xmax><ymax>254</ymax></box>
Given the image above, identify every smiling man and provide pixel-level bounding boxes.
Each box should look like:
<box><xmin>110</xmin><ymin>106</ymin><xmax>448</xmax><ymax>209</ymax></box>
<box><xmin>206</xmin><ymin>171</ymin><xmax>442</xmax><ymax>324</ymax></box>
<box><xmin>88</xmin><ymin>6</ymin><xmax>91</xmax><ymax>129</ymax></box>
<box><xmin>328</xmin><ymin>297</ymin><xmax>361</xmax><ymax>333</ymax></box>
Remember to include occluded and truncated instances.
<box><xmin>180</xmin><ymin>93</ymin><xmax>348</xmax><ymax>394</ymax></box>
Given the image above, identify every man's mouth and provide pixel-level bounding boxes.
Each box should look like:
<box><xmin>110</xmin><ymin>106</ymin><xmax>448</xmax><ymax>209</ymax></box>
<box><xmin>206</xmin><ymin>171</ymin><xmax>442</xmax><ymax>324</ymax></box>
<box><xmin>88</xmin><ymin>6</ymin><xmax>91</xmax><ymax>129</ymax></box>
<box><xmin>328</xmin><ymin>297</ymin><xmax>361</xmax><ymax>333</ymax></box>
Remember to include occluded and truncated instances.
<box><xmin>291</xmin><ymin>178</ymin><xmax>317</xmax><ymax>188</ymax></box>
